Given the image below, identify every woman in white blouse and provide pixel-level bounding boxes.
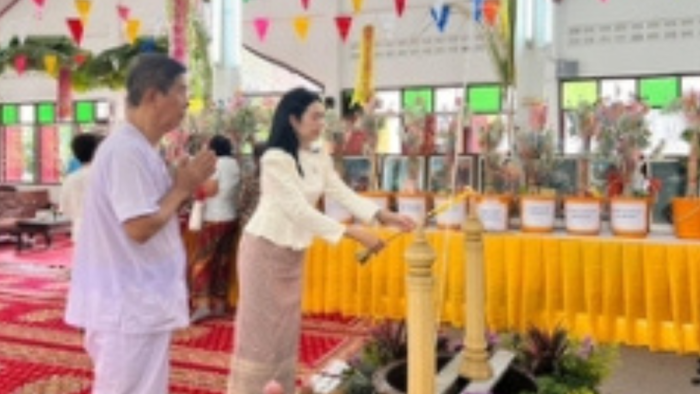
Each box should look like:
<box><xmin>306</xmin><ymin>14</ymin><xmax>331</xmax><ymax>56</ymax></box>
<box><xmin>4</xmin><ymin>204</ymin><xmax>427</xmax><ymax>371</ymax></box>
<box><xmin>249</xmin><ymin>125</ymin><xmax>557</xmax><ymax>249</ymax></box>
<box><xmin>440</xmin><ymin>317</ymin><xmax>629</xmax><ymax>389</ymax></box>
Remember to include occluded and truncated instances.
<box><xmin>228</xmin><ymin>88</ymin><xmax>414</xmax><ymax>393</ymax></box>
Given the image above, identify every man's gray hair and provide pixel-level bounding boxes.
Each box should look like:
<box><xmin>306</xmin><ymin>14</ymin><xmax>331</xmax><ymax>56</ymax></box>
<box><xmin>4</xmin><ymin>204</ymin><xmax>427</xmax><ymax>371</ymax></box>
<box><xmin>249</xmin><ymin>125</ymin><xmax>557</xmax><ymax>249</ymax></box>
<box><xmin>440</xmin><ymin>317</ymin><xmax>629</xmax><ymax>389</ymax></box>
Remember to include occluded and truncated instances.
<box><xmin>125</xmin><ymin>54</ymin><xmax>187</xmax><ymax>107</ymax></box>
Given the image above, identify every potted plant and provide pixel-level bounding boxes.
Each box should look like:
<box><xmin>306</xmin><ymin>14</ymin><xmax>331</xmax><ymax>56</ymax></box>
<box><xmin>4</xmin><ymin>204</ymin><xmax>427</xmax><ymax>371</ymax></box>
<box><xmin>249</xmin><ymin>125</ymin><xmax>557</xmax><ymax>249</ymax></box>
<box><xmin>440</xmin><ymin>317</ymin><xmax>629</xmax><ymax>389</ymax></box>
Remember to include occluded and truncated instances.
<box><xmin>514</xmin><ymin>103</ymin><xmax>564</xmax><ymax>233</ymax></box>
<box><xmin>668</xmin><ymin>91</ymin><xmax>700</xmax><ymax>239</ymax></box>
<box><xmin>478</xmin><ymin>117</ymin><xmax>516</xmax><ymax>232</ymax></box>
<box><xmin>595</xmin><ymin>99</ymin><xmax>655</xmax><ymax>237</ymax></box>
<box><xmin>499</xmin><ymin>326</ymin><xmax>618</xmax><ymax>394</ymax></box>
<box><xmin>394</xmin><ymin>99</ymin><xmax>432</xmax><ymax>225</ymax></box>
<box><xmin>563</xmin><ymin>101</ymin><xmax>605</xmax><ymax>235</ymax></box>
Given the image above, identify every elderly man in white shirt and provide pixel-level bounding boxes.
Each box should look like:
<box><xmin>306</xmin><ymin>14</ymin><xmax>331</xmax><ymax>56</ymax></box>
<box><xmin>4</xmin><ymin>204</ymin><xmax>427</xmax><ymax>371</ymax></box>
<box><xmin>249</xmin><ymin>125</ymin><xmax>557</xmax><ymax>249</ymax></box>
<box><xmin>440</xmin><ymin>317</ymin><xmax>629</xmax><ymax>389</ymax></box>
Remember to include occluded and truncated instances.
<box><xmin>59</xmin><ymin>132</ymin><xmax>102</xmax><ymax>240</ymax></box>
<box><xmin>64</xmin><ymin>54</ymin><xmax>216</xmax><ymax>394</ymax></box>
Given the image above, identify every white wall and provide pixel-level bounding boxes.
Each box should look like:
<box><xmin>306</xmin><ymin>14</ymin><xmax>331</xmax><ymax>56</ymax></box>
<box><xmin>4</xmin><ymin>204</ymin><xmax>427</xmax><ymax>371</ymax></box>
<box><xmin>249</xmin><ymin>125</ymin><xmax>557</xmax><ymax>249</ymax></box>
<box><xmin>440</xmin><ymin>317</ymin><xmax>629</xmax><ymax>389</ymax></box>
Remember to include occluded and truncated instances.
<box><xmin>242</xmin><ymin>0</ymin><xmax>498</xmax><ymax>93</ymax></box>
<box><xmin>0</xmin><ymin>0</ymin><xmax>168</xmax><ymax>110</ymax></box>
<box><xmin>554</xmin><ymin>0</ymin><xmax>700</xmax><ymax>77</ymax></box>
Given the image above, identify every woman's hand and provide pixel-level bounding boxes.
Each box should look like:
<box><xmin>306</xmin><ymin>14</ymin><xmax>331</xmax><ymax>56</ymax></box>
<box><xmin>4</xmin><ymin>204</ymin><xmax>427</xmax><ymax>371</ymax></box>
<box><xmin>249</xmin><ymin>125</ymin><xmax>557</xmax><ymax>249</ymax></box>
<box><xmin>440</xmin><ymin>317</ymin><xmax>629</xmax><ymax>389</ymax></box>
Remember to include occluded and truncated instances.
<box><xmin>344</xmin><ymin>225</ymin><xmax>385</xmax><ymax>252</ymax></box>
<box><xmin>376</xmin><ymin>209</ymin><xmax>416</xmax><ymax>232</ymax></box>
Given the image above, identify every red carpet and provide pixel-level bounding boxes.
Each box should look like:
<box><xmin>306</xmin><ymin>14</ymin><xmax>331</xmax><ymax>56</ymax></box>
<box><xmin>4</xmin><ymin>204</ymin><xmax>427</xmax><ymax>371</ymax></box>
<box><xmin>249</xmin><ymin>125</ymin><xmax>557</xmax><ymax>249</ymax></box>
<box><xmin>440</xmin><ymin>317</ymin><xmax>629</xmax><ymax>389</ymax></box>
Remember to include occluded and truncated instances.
<box><xmin>0</xmin><ymin>261</ymin><xmax>368</xmax><ymax>393</ymax></box>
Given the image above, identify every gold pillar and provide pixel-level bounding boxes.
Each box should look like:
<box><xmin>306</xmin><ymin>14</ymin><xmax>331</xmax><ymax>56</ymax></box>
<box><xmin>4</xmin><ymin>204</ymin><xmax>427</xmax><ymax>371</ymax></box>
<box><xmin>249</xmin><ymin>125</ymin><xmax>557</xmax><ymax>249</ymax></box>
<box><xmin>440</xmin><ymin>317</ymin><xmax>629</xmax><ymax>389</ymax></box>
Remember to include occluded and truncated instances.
<box><xmin>460</xmin><ymin>198</ymin><xmax>493</xmax><ymax>380</ymax></box>
<box><xmin>404</xmin><ymin>226</ymin><xmax>437</xmax><ymax>394</ymax></box>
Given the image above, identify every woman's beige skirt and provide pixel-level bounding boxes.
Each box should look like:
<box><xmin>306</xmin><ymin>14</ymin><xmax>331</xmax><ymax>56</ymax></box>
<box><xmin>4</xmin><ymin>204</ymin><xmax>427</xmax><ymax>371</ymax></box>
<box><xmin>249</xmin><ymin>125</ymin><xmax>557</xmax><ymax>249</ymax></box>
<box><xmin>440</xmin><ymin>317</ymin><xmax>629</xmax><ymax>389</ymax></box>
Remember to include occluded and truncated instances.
<box><xmin>228</xmin><ymin>233</ymin><xmax>306</xmax><ymax>394</ymax></box>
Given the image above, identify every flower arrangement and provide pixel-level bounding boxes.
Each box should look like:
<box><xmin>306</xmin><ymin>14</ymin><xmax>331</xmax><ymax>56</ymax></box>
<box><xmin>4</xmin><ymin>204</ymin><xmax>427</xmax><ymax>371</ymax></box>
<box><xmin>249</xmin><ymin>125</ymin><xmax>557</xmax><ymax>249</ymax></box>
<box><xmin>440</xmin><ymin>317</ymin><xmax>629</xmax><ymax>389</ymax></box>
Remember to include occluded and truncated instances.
<box><xmin>479</xmin><ymin>117</ymin><xmax>519</xmax><ymax>194</ymax></box>
<box><xmin>495</xmin><ymin>326</ymin><xmax>618</xmax><ymax>394</ymax></box>
<box><xmin>354</xmin><ymin>98</ymin><xmax>386</xmax><ymax>191</ymax></box>
<box><xmin>593</xmin><ymin>99</ymin><xmax>658</xmax><ymax>198</ymax></box>
<box><xmin>514</xmin><ymin>104</ymin><xmax>571</xmax><ymax>196</ymax></box>
<box><xmin>401</xmin><ymin>98</ymin><xmax>431</xmax><ymax>193</ymax></box>
<box><xmin>566</xmin><ymin>102</ymin><xmax>602</xmax><ymax>196</ymax></box>
<box><xmin>667</xmin><ymin>91</ymin><xmax>700</xmax><ymax>197</ymax></box>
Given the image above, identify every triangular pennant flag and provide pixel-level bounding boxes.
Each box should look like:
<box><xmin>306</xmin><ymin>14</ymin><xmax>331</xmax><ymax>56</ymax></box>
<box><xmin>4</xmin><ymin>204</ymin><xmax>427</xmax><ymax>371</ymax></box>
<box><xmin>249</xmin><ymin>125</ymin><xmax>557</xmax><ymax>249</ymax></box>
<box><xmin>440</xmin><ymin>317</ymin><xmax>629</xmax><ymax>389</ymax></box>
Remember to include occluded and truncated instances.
<box><xmin>44</xmin><ymin>54</ymin><xmax>58</xmax><ymax>76</ymax></box>
<box><xmin>75</xmin><ymin>0</ymin><xmax>92</xmax><ymax>25</ymax></box>
<box><xmin>117</xmin><ymin>4</ymin><xmax>130</xmax><ymax>21</ymax></box>
<box><xmin>300</xmin><ymin>0</ymin><xmax>310</xmax><ymax>10</ymax></box>
<box><xmin>14</xmin><ymin>55</ymin><xmax>27</xmax><ymax>75</ymax></box>
<box><xmin>125</xmin><ymin>19</ymin><xmax>142</xmax><ymax>45</ymax></box>
<box><xmin>66</xmin><ymin>18</ymin><xmax>84</xmax><ymax>46</ymax></box>
<box><xmin>253</xmin><ymin>17</ymin><xmax>270</xmax><ymax>42</ymax></box>
<box><xmin>335</xmin><ymin>16</ymin><xmax>353</xmax><ymax>42</ymax></box>
<box><xmin>394</xmin><ymin>0</ymin><xmax>406</xmax><ymax>17</ymax></box>
<box><xmin>293</xmin><ymin>16</ymin><xmax>310</xmax><ymax>42</ymax></box>
<box><xmin>473</xmin><ymin>0</ymin><xmax>483</xmax><ymax>22</ymax></box>
<box><xmin>32</xmin><ymin>0</ymin><xmax>46</xmax><ymax>16</ymax></box>
<box><xmin>352</xmin><ymin>0</ymin><xmax>364</xmax><ymax>13</ymax></box>
<box><xmin>483</xmin><ymin>0</ymin><xmax>499</xmax><ymax>26</ymax></box>
<box><xmin>430</xmin><ymin>4</ymin><xmax>451</xmax><ymax>32</ymax></box>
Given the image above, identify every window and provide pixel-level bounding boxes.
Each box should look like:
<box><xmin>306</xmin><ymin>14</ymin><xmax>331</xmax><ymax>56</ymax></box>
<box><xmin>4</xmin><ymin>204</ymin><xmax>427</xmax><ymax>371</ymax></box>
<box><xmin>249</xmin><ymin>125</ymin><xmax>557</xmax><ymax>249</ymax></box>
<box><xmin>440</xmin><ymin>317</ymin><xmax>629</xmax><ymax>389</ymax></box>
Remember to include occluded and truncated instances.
<box><xmin>37</xmin><ymin>103</ymin><xmax>56</xmax><ymax>125</ymax></box>
<box><xmin>0</xmin><ymin>100</ymin><xmax>110</xmax><ymax>184</ymax></box>
<box><xmin>467</xmin><ymin>85</ymin><xmax>502</xmax><ymax>114</ymax></box>
<box><xmin>1</xmin><ymin>104</ymin><xmax>19</xmax><ymax>126</ymax></box>
<box><xmin>682</xmin><ymin>76</ymin><xmax>700</xmax><ymax>94</ymax></box>
<box><xmin>375</xmin><ymin>90</ymin><xmax>401</xmax><ymax>114</ymax></box>
<box><xmin>2</xmin><ymin>126</ymin><xmax>37</xmax><ymax>183</ymax></box>
<box><xmin>639</xmin><ymin>77</ymin><xmax>679</xmax><ymax>108</ymax></box>
<box><xmin>562</xmin><ymin>80</ymin><xmax>598</xmax><ymax>110</ymax></box>
<box><xmin>600</xmin><ymin>79</ymin><xmax>636</xmax><ymax>103</ymax></box>
<box><xmin>435</xmin><ymin>87</ymin><xmax>463</xmax><ymax>113</ymax></box>
<box><xmin>402</xmin><ymin>88</ymin><xmax>433</xmax><ymax>112</ymax></box>
<box><xmin>74</xmin><ymin>101</ymin><xmax>96</xmax><ymax>124</ymax></box>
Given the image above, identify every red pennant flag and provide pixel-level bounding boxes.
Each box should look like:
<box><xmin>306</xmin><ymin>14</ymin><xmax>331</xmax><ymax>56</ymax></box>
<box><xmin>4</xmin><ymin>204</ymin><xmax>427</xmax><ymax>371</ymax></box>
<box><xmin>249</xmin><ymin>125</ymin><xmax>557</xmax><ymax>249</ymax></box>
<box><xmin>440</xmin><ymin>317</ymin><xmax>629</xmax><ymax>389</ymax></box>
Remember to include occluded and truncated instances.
<box><xmin>66</xmin><ymin>18</ymin><xmax>84</xmax><ymax>46</ymax></box>
<box><xmin>300</xmin><ymin>0</ymin><xmax>310</xmax><ymax>10</ymax></box>
<box><xmin>14</xmin><ymin>55</ymin><xmax>27</xmax><ymax>75</ymax></box>
<box><xmin>335</xmin><ymin>16</ymin><xmax>353</xmax><ymax>42</ymax></box>
<box><xmin>32</xmin><ymin>0</ymin><xmax>46</xmax><ymax>8</ymax></box>
<box><xmin>394</xmin><ymin>0</ymin><xmax>406</xmax><ymax>17</ymax></box>
<box><xmin>253</xmin><ymin>17</ymin><xmax>270</xmax><ymax>42</ymax></box>
<box><xmin>117</xmin><ymin>4</ymin><xmax>130</xmax><ymax>21</ymax></box>
<box><xmin>74</xmin><ymin>53</ymin><xmax>87</xmax><ymax>66</ymax></box>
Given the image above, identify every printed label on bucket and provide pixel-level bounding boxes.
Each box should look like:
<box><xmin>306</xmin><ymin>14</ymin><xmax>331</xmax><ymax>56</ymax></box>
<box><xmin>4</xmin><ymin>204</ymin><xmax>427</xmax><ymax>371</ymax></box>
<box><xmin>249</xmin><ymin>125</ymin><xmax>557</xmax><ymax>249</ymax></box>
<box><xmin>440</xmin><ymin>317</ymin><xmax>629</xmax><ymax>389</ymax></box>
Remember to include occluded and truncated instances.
<box><xmin>478</xmin><ymin>200</ymin><xmax>508</xmax><ymax>231</ymax></box>
<box><xmin>434</xmin><ymin>197</ymin><xmax>466</xmax><ymax>227</ymax></box>
<box><xmin>565</xmin><ymin>203</ymin><xmax>601</xmax><ymax>232</ymax></box>
<box><xmin>522</xmin><ymin>200</ymin><xmax>555</xmax><ymax>229</ymax></box>
<box><xmin>398</xmin><ymin>199</ymin><xmax>427</xmax><ymax>225</ymax></box>
<box><xmin>611</xmin><ymin>202</ymin><xmax>647</xmax><ymax>232</ymax></box>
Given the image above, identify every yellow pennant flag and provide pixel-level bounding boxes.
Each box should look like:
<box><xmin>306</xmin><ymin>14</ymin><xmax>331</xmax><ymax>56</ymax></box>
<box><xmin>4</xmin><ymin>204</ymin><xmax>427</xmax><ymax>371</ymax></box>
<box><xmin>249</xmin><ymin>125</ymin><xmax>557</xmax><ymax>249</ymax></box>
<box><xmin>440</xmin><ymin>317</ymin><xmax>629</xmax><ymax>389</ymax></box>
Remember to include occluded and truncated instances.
<box><xmin>351</xmin><ymin>25</ymin><xmax>375</xmax><ymax>106</ymax></box>
<box><xmin>44</xmin><ymin>54</ymin><xmax>58</xmax><ymax>76</ymax></box>
<box><xmin>293</xmin><ymin>16</ymin><xmax>311</xmax><ymax>42</ymax></box>
<box><xmin>75</xmin><ymin>0</ymin><xmax>92</xmax><ymax>25</ymax></box>
<box><xmin>125</xmin><ymin>19</ymin><xmax>142</xmax><ymax>45</ymax></box>
<box><xmin>352</xmin><ymin>0</ymin><xmax>364</xmax><ymax>13</ymax></box>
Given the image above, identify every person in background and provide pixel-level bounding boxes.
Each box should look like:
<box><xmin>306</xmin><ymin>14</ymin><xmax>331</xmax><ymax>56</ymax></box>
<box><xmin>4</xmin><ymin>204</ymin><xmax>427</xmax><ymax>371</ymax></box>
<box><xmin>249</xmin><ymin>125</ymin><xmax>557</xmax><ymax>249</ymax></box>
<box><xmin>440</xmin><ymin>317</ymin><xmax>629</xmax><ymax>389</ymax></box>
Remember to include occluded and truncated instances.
<box><xmin>60</xmin><ymin>132</ymin><xmax>103</xmax><ymax>240</ymax></box>
<box><xmin>228</xmin><ymin>87</ymin><xmax>415</xmax><ymax>394</ymax></box>
<box><xmin>64</xmin><ymin>53</ymin><xmax>216</xmax><ymax>394</ymax></box>
<box><xmin>236</xmin><ymin>142</ymin><xmax>267</xmax><ymax>230</ymax></box>
<box><xmin>189</xmin><ymin>134</ymin><xmax>241</xmax><ymax>323</ymax></box>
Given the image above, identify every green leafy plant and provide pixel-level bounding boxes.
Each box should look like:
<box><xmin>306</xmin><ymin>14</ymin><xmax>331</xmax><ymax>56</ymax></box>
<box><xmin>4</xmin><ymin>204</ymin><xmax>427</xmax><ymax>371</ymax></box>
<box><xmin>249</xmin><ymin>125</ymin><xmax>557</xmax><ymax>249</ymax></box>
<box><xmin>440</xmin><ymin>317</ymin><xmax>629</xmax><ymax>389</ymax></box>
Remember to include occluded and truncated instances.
<box><xmin>500</xmin><ymin>326</ymin><xmax>617</xmax><ymax>394</ymax></box>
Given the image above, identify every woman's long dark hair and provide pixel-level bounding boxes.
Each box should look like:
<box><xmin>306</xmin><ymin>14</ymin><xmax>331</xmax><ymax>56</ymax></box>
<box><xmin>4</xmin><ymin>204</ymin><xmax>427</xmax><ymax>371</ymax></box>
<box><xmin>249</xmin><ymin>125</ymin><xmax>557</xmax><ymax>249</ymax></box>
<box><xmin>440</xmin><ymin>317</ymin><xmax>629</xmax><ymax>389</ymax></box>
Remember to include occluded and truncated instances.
<box><xmin>267</xmin><ymin>87</ymin><xmax>322</xmax><ymax>176</ymax></box>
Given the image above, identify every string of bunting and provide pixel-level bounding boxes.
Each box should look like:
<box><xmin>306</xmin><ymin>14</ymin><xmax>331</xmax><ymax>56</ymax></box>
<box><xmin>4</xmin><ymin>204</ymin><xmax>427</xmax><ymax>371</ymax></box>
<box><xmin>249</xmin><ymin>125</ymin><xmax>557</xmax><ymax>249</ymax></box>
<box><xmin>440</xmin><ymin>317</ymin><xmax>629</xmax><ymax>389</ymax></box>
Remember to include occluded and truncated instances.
<box><xmin>0</xmin><ymin>35</ymin><xmax>168</xmax><ymax>92</ymax></box>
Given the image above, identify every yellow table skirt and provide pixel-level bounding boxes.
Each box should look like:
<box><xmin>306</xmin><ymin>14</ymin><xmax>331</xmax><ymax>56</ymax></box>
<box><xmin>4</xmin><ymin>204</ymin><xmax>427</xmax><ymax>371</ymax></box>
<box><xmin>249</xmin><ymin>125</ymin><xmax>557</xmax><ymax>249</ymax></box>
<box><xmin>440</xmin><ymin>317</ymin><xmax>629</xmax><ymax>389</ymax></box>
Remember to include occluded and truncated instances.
<box><xmin>302</xmin><ymin>230</ymin><xmax>700</xmax><ymax>354</ymax></box>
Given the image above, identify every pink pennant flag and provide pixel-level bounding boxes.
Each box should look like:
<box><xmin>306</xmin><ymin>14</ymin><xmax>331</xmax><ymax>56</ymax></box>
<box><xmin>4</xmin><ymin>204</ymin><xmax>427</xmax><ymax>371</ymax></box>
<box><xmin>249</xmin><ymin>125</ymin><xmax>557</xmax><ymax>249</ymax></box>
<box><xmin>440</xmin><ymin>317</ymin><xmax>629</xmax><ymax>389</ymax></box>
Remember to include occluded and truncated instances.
<box><xmin>117</xmin><ymin>4</ymin><xmax>130</xmax><ymax>21</ymax></box>
<box><xmin>253</xmin><ymin>17</ymin><xmax>270</xmax><ymax>42</ymax></box>
<box><xmin>335</xmin><ymin>16</ymin><xmax>353</xmax><ymax>43</ymax></box>
<box><xmin>14</xmin><ymin>55</ymin><xmax>27</xmax><ymax>75</ymax></box>
<box><xmin>300</xmin><ymin>0</ymin><xmax>310</xmax><ymax>10</ymax></box>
